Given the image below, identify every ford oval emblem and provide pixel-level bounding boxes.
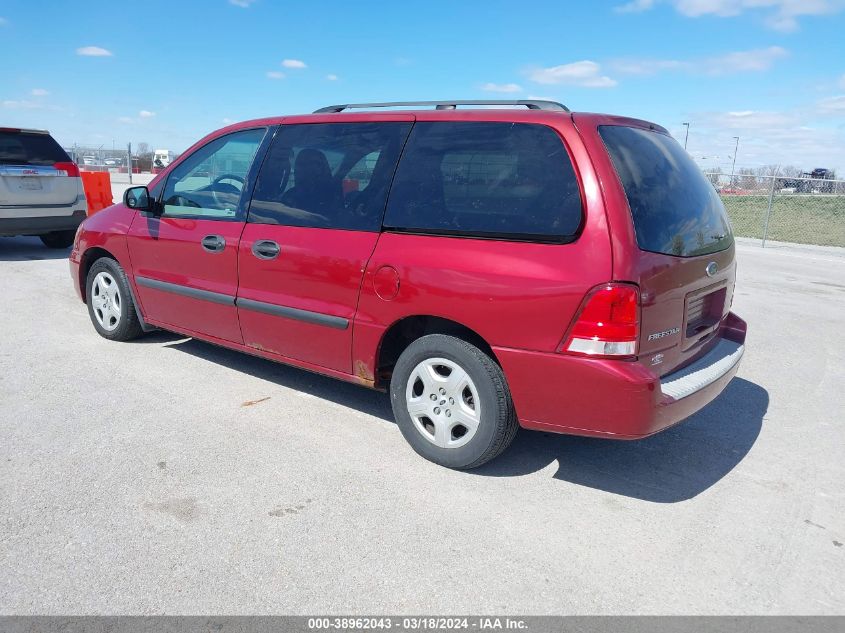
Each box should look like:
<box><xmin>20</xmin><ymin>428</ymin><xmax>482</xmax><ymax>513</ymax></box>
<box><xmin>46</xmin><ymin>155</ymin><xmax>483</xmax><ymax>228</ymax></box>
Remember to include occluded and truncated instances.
<box><xmin>705</xmin><ymin>262</ymin><xmax>719</xmax><ymax>277</ymax></box>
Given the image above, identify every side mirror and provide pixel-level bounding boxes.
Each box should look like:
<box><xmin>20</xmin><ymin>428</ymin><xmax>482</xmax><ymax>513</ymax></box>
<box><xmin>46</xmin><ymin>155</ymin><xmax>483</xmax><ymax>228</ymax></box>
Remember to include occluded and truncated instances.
<box><xmin>124</xmin><ymin>186</ymin><xmax>155</xmax><ymax>213</ymax></box>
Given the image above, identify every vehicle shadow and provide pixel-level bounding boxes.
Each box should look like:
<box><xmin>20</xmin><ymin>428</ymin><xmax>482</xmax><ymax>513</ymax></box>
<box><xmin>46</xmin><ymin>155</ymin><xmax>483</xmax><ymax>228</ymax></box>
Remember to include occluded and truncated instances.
<box><xmin>160</xmin><ymin>336</ymin><xmax>766</xmax><ymax>503</ymax></box>
<box><xmin>0</xmin><ymin>236</ymin><xmax>70</xmax><ymax>261</ymax></box>
<box><xmin>473</xmin><ymin>377</ymin><xmax>768</xmax><ymax>502</ymax></box>
<box><xmin>161</xmin><ymin>337</ymin><xmax>394</xmax><ymax>421</ymax></box>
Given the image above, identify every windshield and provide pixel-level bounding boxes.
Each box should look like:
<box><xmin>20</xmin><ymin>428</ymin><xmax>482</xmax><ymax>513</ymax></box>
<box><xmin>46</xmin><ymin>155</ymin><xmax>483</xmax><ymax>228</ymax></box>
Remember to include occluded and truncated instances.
<box><xmin>600</xmin><ymin>125</ymin><xmax>733</xmax><ymax>257</ymax></box>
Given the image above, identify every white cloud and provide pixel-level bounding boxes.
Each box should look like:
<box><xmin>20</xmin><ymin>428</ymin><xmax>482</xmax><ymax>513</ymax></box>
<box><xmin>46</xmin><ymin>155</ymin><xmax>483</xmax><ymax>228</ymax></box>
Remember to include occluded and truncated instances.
<box><xmin>717</xmin><ymin>109</ymin><xmax>799</xmax><ymax>128</ymax></box>
<box><xmin>281</xmin><ymin>59</ymin><xmax>306</xmax><ymax>69</ymax></box>
<box><xmin>2</xmin><ymin>100</ymin><xmax>41</xmax><ymax>110</ymax></box>
<box><xmin>682</xmin><ymin>108</ymin><xmax>845</xmax><ymax>172</ymax></box>
<box><xmin>615</xmin><ymin>0</ymin><xmax>655</xmax><ymax>12</ymax></box>
<box><xmin>612</xmin><ymin>46</ymin><xmax>788</xmax><ymax>76</ymax></box>
<box><xmin>222</xmin><ymin>118</ymin><xmax>233</xmax><ymax>124</ymax></box>
<box><xmin>118</xmin><ymin>116</ymin><xmax>134</xmax><ymax>123</ymax></box>
<box><xmin>229</xmin><ymin>0</ymin><xmax>256</xmax><ymax>6</ymax></box>
<box><xmin>30</xmin><ymin>88</ymin><xmax>49</xmax><ymax>97</ymax></box>
<box><xmin>611</xmin><ymin>59</ymin><xmax>685</xmax><ymax>75</ymax></box>
<box><xmin>2</xmin><ymin>98</ymin><xmax>61</xmax><ymax>112</ymax></box>
<box><xmin>76</xmin><ymin>46</ymin><xmax>113</xmax><ymax>57</ymax></box>
<box><xmin>326</xmin><ymin>74</ymin><xmax>339</xmax><ymax>81</ymax></box>
<box><xmin>707</xmin><ymin>46</ymin><xmax>788</xmax><ymax>73</ymax></box>
<box><xmin>481</xmin><ymin>82</ymin><xmax>523</xmax><ymax>93</ymax></box>
<box><xmin>839</xmin><ymin>74</ymin><xmax>845</xmax><ymax>89</ymax></box>
<box><xmin>527</xmin><ymin>61</ymin><xmax>617</xmax><ymax>88</ymax></box>
<box><xmin>266</xmin><ymin>70</ymin><xmax>285</xmax><ymax>79</ymax></box>
<box><xmin>614</xmin><ymin>0</ymin><xmax>844</xmax><ymax>32</ymax></box>
<box><xmin>139</xmin><ymin>110</ymin><xmax>156</xmax><ymax>118</ymax></box>
<box><xmin>817</xmin><ymin>95</ymin><xmax>845</xmax><ymax>114</ymax></box>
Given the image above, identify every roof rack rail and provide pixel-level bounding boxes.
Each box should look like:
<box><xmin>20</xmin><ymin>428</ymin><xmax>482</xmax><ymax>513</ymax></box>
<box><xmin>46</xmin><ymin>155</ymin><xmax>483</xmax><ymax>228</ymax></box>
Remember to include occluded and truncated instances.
<box><xmin>313</xmin><ymin>100</ymin><xmax>569</xmax><ymax>114</ymax></box>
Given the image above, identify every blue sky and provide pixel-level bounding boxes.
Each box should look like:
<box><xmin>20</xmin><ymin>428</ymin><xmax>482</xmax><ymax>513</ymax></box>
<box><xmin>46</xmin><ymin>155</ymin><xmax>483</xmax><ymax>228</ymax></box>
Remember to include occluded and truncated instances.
<box><xmin>1</xmin><ymin>0</ymin><xmax>844</xmax><ymax>171</ymax></box>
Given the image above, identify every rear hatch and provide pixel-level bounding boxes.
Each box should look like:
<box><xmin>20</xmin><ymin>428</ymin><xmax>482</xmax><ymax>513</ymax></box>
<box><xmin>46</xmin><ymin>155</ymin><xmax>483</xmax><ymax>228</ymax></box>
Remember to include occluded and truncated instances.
<box><xmin>0</xmin><ymin>129</ymin><xmax>80</xmax><ymax>208</ymax></box>
<box><xmin>598</xmin><ymin>123</ymin><xmax>736</xmax><ymax>377</ymax></box>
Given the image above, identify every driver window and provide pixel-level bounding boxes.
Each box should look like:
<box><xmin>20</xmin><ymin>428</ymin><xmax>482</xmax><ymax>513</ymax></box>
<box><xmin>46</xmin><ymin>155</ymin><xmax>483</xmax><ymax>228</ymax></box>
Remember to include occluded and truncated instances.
<box><xmin>162</xmin><ymin>128</ymin><xmax>266</xmax><ymax>219</ymax></box>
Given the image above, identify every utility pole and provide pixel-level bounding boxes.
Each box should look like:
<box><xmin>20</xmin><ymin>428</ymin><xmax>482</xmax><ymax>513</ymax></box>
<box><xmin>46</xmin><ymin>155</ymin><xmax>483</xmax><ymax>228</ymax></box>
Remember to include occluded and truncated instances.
<box><xmin>730</xmin><ymin>136</ymin><xmax>740</xmax><ymax>187</ymax></box>
<box><xmin>682</xmin><ymin>122</ymin><xmax>690</xmax><ymax>150</ymax></box>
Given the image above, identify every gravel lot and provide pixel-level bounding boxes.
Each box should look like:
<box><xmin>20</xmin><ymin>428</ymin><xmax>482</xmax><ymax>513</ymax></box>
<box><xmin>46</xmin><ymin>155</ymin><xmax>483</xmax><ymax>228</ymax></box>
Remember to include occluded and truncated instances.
<box><xmin>0</xmin><ymin>237</ymin><xmax>843</xmax><ymax>615</ymax></box>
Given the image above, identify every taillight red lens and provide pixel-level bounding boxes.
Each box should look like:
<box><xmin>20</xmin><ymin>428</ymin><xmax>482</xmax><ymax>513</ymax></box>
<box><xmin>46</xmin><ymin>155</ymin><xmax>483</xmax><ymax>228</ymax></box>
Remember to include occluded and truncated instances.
<box><xmin>53</xmin><ymin>161</ymin><xmax>80</xmax><ymax>177</ymax></box>
<box><xmin>561</xmin><ymin>283</ymin><xmax>640</xmax><ymax>358</ymax></box>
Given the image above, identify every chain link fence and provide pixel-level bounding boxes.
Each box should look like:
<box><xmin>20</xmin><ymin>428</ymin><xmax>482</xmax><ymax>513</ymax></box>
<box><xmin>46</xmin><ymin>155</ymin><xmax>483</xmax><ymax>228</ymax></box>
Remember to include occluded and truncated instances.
<box><xmin>63</xmin><ymin>143</ymin><xmax>159</xmax><ymax>202</ymax></box>
<box><xmin>63</xmin><ymin>143</ymin><xmax>174</xmax><ymax>177</ymax></box>
<box><xmin>705</xmin><ymin>172</ymin><xmax>845</xmax><ymax>248</ymax></box>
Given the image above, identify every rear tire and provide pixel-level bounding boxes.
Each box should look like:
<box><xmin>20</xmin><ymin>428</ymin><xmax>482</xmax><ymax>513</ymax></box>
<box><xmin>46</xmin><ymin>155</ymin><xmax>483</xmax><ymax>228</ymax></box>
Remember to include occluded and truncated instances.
<box><xmin>40</xmin><ymin>230</ymin><xmax>75</xmax><ymax>249</ymax></box>
<box><xmin>85</xmin><ymin>258</ymin><xmax>144</xmax><ymax>341</ymax></box>
<box><xmin>390</xmin><ymin>334</ymin><xmax>518</xmax><ymax>469</ymax></box>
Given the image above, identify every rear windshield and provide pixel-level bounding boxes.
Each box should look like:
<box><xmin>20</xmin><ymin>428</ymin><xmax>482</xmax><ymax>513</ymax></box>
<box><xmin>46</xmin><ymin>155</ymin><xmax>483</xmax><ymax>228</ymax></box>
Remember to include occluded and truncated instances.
<box><xmin>0</xmin><ymin>131</ymin><xmax>70</xmax><ymax>166</ymax></box>
<box><xmin>599</xmin><ymin>125</ymin><xmax>732</xmax><ymax>257</ymax></box>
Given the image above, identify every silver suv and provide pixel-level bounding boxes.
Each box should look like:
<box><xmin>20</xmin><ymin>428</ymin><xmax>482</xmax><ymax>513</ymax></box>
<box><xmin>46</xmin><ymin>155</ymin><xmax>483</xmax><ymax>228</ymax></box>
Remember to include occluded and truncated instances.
<box><xmin>0</xmin><ymin>127</ymin><xmax>87</xmax><ymax>248</ymax></box>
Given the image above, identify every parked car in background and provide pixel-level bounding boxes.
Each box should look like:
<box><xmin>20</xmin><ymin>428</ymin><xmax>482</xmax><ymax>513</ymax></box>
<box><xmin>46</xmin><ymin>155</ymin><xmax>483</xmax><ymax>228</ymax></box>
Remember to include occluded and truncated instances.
<box><xmin>68</xmin><ymin>100</ymin><xmax>747</xmax><ymax>468</ymax></box>
<box><xmin>0</xmin><ymin>127</ymin><xmax>87</xmax><ymax>248</ymax></box>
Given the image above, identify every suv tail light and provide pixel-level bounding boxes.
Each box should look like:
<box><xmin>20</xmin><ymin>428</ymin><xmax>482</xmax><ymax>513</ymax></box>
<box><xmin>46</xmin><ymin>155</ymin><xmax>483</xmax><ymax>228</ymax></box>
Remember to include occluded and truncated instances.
<box><xmin>53</xmin><ymin>161</ymin><xmax>80</xmax><ymax>177</ymax></box>
<box><xmin>560</xmin><ymin>283</ymin><xmax>640</xmax><ymax>358</ymax></box>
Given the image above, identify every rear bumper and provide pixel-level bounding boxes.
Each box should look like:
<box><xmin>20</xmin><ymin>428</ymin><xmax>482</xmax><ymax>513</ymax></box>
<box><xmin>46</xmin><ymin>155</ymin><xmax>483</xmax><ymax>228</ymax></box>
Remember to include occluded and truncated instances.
<box><xmin>495</xmin><ymin>312</ymin><xmax>748</xmax><ymax>439</ymax></box>
<box><xmin>0</xmin><ymin>209</ymin><xmax>86</xmax><ymax>236</ymax></box>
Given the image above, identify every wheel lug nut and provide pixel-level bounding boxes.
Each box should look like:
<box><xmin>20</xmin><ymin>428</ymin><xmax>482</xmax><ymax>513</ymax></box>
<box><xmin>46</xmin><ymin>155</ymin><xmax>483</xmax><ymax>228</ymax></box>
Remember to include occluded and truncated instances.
<box><xmin>449</xmin><ymin>397</ymin><xmax>455</xmax><ymax>404</ymax></box>
<box><xmin>445</xmin><ymin>410</ymin><xmax>451</xmax><ymax>417</ymax></box>
<box><xmin>434</xmin><ymin>407</ymin><xmax>441</xmax><ymax>415</ymax></box>
<box><xmin>430</xmin><ymin>394</ymin><xmax>437</xmax><ymax>401</ymax></box>
<box><xmin>439</xmin><ymin>388</ymin><xmax>446</xmax><ymax>395</ymax></box>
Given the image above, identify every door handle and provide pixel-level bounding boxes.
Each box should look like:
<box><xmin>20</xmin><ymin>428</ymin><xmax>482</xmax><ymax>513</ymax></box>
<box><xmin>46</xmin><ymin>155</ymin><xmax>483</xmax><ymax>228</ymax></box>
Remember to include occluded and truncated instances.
<box><xmin>252</xmin><ymin>239</ymin><xmax>281</xmax><ymax>260</ymax></box>
<box><xmin>201</xmin><ymin>234</ymin><xmax>226</xmax><ymax>253</ymax></box>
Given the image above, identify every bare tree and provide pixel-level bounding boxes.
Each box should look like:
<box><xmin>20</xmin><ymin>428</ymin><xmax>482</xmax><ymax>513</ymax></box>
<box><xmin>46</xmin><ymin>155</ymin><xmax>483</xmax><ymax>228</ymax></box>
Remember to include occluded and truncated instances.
<box><xmin>755</xmin><ymin>164</ymin><xmax>780</xmax><ymax>177</ymax></box>
<box><xmin>779</xmin><ymin>165</ymin><xmax>803</xmax><ymax>178</ymax></box>
<box><xmin>135</xmin><ymin>142</ymin><xmax>153</xmax><ymax>172</ymax></box>
<box><xmin>704</xmin><ymin>166</ymin><xmax>722</xmax><ymax>187</ymax></box>
<box><xmin>738</xmin><ymin>167</ymin><xmax>757</xmax><ymax>191</ymax></box>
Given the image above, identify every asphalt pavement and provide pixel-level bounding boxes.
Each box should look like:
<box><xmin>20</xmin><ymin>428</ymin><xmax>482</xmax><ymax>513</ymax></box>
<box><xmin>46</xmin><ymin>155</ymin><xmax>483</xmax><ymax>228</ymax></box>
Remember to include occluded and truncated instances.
<box><xmin>0</xmin><ymin>236</ymin><xmax>842</xmax><ymax>614</ymax></box>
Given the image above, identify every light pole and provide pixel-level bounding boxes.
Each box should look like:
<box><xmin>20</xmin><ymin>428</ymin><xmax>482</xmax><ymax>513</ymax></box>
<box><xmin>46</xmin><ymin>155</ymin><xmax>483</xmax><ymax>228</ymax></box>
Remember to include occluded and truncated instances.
<box><xmin>730</xmin><ymin>136</ymin><xmax>740</xmax><ymax>186</ymax></box>
<box><xmin>682</xmin><ymin>122</ymin><xmax>690</xmax><ymax>150</ymax></box>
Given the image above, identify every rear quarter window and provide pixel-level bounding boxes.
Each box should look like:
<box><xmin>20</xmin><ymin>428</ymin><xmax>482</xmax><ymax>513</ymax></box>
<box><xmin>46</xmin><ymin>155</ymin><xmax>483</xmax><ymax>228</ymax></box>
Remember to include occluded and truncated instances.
<box><xmin>0</xmin><ymin>131</ymin><xmax>70</xmax><ymax>165</ymax></box>
<box><xmin>599</xmin><ymin>125</ymin><xmax>733</xmax><ymax>257</ymax></box>
<box><xmin>383</xmin><ymin>122</ymin><xmax>582</xmax><ymax>241</ymax></box>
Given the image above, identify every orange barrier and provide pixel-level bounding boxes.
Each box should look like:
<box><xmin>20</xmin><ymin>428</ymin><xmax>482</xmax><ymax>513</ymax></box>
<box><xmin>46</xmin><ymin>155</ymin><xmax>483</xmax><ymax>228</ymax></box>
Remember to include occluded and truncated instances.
<box><xmin>80</xmin><ymin>171</ymin><xmax>114</xmax><ymax>216</ymax></box>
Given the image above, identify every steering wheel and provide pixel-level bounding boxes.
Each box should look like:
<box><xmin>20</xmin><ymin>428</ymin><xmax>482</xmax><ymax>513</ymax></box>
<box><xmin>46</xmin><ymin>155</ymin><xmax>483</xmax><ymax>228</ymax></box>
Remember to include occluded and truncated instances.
<box><xmin>210</xmin><ymin>174</ymin><xmax>246</xmax><ymax>209</ymax></box>
<box><xmin>212</xmin><ymin>174</ymin><xmax>245</xmax><ymax>191</ymax></box>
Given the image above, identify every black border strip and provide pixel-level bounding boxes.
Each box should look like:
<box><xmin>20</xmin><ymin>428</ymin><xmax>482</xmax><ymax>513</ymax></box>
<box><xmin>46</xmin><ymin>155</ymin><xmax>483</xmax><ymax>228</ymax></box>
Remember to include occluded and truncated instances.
<box><xmin>237</xmin><ymin>298</ymin><xmax>348</xmax><ymax>330</ymax></box>
<box><xmin>135</xmin><ymin>276</ymin><xmax>348</xmax><ymax>330</ymax></box>
<box><xmin>135</xmin><ymin>276</ymin><xmax>234</xmax><ymax>306</ymax></box>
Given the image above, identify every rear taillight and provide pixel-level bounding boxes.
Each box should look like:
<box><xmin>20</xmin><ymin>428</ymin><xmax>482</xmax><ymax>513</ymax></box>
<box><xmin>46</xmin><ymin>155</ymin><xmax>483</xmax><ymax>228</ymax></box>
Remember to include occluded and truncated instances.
<box><xmin>561</xmin><ymin>283</ymin><xmax>640</xmax><ymax>358</ymax></box>
<box><xmin>53</xmin><ymin>161</ymin><xmax>80</xmax><ymax>177</ymax></box>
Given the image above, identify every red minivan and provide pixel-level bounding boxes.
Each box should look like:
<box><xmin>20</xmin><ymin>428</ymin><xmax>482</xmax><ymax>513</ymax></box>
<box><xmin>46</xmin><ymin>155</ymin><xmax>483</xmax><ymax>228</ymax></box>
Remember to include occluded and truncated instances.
<box><xmin>69</xmin><ymin>100</ymin><xmax>746</xmax><ymax>469</ymax></box>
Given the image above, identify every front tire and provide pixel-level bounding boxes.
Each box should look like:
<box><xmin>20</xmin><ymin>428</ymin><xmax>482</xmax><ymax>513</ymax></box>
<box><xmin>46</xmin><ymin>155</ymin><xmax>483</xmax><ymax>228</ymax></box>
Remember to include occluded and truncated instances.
<box><xmin>390</xmin><ymin>334</ymin><xmax>518</xmax><ymax>469</ymax></box>
<box><xmin>85</xmin><ymin>258</ymin><xmax>144</xmax><ymax>341</ymax></box>
<box><xmin>40</xmin><ymin>230</ymin><xmax>75</xmax><ymax>249</ymax></box>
